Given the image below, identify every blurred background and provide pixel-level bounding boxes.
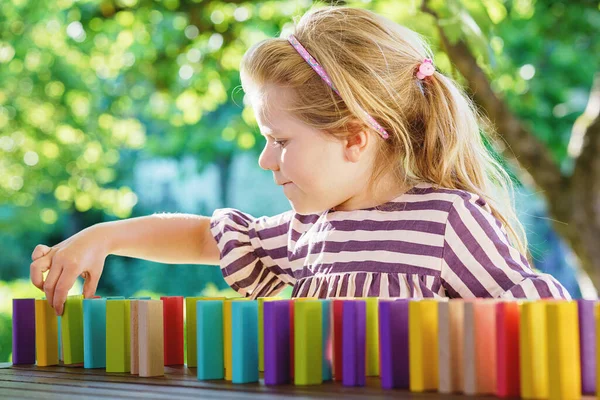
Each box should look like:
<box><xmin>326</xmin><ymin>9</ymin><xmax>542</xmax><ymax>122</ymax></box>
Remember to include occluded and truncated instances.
<box><xmin>1</xmin><ymin>0</ymin><xmax>598</xmax><ymax>362</ymax></box>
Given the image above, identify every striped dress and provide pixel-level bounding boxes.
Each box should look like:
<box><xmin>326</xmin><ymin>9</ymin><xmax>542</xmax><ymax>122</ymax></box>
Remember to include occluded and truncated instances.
<box><xmin>209</xmin><ymin>182</ymin><xmax>570</xmax><ymax>300</ymax></box>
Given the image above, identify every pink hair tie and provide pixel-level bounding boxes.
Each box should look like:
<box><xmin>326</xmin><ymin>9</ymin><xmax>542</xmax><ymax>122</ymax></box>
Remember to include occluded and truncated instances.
<box><xmin>416</xmin><ymin>58</ymin><xmax>435</xmax><ymax>80</ymax></box>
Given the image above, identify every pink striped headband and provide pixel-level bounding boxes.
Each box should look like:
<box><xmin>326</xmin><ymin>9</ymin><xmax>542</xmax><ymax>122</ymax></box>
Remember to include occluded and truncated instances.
<box><xmin>288</xmin><ymin>34</ymin><xmax>436</xmax><ymax>140</ymax></box>
<box><xmin>287</xmin><ymin>34</ymin><xmax>390</xmax><ymax>140</ymax></box>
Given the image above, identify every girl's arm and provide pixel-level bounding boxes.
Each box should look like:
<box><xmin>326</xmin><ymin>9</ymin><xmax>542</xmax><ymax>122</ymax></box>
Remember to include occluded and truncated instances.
<box><xmin>106</xmin><ymin>213</ymin><xmax>220</xmax><ymax>265</ymax></box>
<box><xmin>29</xmin><ymin>213</ymin><xmax>220</xmax><ymax>316</ymax></box>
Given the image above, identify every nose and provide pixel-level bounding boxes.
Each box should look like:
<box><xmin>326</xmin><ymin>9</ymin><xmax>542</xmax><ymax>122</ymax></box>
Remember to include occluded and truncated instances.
<box><xmin>258</xmin><ymin>143</ymin><xmax>279</xmax><ymax>171</ymax></box>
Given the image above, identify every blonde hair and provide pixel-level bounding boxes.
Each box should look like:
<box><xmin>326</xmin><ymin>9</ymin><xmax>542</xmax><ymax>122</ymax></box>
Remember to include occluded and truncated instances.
<box><xmin>239</xmin><ymin>5</ymin><xmax>528</xmax><ymax>256</ymax></box>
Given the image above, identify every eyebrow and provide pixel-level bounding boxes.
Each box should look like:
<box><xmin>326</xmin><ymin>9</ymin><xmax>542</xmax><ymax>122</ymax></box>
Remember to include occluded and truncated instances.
<box><xmin>259</xmin><ymin>129</ymin><xmax>281</xmax><ymax>137</ymax></box>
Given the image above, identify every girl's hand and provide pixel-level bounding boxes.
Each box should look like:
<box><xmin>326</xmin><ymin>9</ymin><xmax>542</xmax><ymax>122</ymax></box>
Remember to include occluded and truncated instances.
<box><xmin>30</xmin><ymin>224</ymin><xmax>110</xmax><ymax>316</ymax></box>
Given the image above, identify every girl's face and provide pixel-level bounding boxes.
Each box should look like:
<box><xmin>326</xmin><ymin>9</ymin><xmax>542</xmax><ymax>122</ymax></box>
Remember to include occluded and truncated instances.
<box><xmin>251</xmin><ymin>84</ymin><xmax>380</xmax><ymax>214</ymax></box>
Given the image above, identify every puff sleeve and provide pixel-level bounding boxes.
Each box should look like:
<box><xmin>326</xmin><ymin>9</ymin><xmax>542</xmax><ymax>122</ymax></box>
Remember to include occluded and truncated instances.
<box><xmin>209</xmin><ymin>208</ymin><xmax>296</xmax><ymax>298</ymax></box>
<box><xmin>440</xmin><ymin>193</ymin><xmax>571</xmax><ymax>300</ymax></box>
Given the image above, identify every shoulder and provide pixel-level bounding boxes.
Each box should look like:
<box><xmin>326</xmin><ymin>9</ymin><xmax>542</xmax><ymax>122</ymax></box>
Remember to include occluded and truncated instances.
<box><xmin>406</xmin><ymin>182</ymin><xmax>491</xmax><ymax>214</ymax></box>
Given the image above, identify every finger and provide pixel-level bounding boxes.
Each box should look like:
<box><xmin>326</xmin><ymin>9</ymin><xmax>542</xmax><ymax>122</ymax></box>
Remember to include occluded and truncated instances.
<box><xmin>82</xmin><ymin>272</ymin><xmax>100</xmax><ymax>299</ymax></box>
<box><xmin>30</xmin><ymin>253</ymin><xmax>54</xmax><ymax>291</ymax></box>
<box><xmin>43</xmin><ymin>262</ymin><xmax>64</xmax><ymax>309</ymax></box>
<box><xmin>32</xmin><ymin>244</ymin><xmax>52</xmax><ymax>261</ymax></box>
<box><xmin>53</xmin><ymin>266</ymin><xmax>80</xmax><ymax>316</ymax></box>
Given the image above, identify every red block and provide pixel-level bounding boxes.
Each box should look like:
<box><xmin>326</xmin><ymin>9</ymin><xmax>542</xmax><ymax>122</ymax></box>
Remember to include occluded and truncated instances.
<box><xmin>496</xmin><ymin>301</ymin><xmax>520</xmax><ymax>397</ymax></box>
<box><xmin>160</xmin><ymin>296</ymin><xmax>184</xmax><ymax>365</ymax></box>
<box><xmin>333</xmin><ymin>299</ymin><xmax>344</xmax><ymax>382</ymax></box>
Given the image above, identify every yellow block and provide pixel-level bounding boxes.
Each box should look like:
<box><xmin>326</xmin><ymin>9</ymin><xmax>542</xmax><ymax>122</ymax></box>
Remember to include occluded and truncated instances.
<box><xmin>409</xmin><ymin>299</ymin><xmax>439</xmax><ymax>392</ymax></box>
<box><xmin>223</xmin><ymin>298</ymin><xmax>250</xmax><ymax>380</ymax></box>
<box><xmin>520</xmin><ymin>301</ymin><xmax>548</xmax><ymax>399</ymax></box>
<box><xmin>35</xmin><ymin>299</ymin><xmax>58</xmax><ymax>366</ymax></box>
<box><xmin>546</xmin><ymin>300</ymin><xmax>581</xmax><ymax>400</ymax></box>
<box><xmin>359</xmin><ymin>297</ymin><xmax>379</xmax><ymax>376</ymax></box>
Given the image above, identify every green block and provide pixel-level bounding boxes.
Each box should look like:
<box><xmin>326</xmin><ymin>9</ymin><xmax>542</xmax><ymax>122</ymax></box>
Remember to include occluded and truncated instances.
<box><xmin>294</xmin><ymin>300</ymin><xmax>323</xmax><ymax>385</ymax></box>
<box><xmin>185</xmin><ymin>297</ymin><xmax>202</xmax><ymax>367</ymax></box>
<box><xmin>363</xmin><ymin>297</ymin><xmax>379</xmax><ymax>376</ymax></box>
<box><xmin>106</xmin><ymin>299</ymin><xmax>131</xmax><ymax>372</ymax></box>
<box><xmin>62</xmin><ymin>295</ymin><xmax>84</xmax><ymax>364</ymax></box>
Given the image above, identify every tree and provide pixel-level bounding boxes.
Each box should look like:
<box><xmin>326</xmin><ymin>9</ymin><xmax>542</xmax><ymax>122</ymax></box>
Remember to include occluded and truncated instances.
<box><xmin>419</xmin><ymin>0</ymin><xmax>600</xmax><ymax>289</ymax></box>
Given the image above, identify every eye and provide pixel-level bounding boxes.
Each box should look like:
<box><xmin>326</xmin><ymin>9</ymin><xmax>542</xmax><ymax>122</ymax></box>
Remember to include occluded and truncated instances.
<box><xmin>272</xmin><ymin>139</ymin><xmax>287</xmax><ymax>148</ymax></box>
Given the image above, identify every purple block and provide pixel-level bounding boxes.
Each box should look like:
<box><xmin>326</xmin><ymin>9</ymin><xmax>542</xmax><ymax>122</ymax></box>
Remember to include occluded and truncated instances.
<box><xmin>342</xmin><ymin>300</ymin><xmax>366</xmax><ymax>387</ymax></box>
<box><xmin>12</xmin><ymin>298</ymin><xmax>36</xmax><ymax>365</ymax></box>
<box><xmin>578</xmin><ymin>299</ymin><xmax>596</xmax><ymax>394</ymax></box>
<box><xmin>264</xmin><ymin>300</ymin><xmax>291</xmax><ymax>385</ymax></box>
<box><xmin>379</xmin><ymin>299</ymin><xmax>409</xmax><ymax>389</ymax></box>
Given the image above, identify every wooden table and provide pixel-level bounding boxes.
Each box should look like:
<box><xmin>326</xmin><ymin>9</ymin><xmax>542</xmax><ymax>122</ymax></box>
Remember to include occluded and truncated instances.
<box><xmin>0</xmin><ymin>362</ymin><xmax>496</xmax><ymax>399</ymax></box>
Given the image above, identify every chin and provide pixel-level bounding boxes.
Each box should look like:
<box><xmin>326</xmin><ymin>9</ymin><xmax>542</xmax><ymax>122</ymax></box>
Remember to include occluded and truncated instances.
<box><xmin>289</xmin><ymin>201</ymin><xmax>328</xmax><ymax>215</ymax></box>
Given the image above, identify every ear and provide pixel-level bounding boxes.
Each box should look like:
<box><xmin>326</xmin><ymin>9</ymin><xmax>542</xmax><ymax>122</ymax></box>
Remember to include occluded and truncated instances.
<box><xmin>343</xmin><ymin>122</ymin><xmax>370</xmax><ymax>163</ymax></box>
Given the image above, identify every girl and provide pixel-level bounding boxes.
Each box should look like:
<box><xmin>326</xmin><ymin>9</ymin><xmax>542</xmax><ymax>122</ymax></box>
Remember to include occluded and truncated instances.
<box><xmin>30</xmin><ymin>6</ymin><xmax>569</xmax><ymax>316</ymax></box>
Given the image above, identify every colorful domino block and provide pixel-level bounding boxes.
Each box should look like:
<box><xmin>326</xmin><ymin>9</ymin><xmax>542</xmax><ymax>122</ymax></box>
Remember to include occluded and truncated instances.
<box><xmin>57</xmin><ymin>315</ymin><xmax>62</xmax><ymax>362</ymax></box>
<box><xmin>138</xmin><ymin>300</ymin><xmax>164</xmax><ymax>377</ymax></box>
<box><xmin>379</xmin><ymin>299</ymin><xmax>409</xmax><ymax>389</ymax></box>
<box><xmin>224</xmin><ymin>299</ymin><xmax>233</xmax><ymax>380</ymax></box>
<box><xmin>62</xmin><ymin>295</ymin><xmax>84</xmax><ymax>365</ymax></box>
<box><xmin>106</xmin><ymin>299</ymin><xmax>131</xmax><ymax>373</ymax></box>
<box><xmin>360</xmin><ymin>297</ymin><xmax>379</xmax><ymax>377</ymax></box>
<box><xmin>185</xmin><ymin>296</ymin><xmax>202</xmax><ymax>368</ymax></box>
<box><xmin>520</xmin><ymin>300</ymin><xmax>548</xmax><ymax>399</ymax></box>
<box><xmin>332</xmin><ymin>299</ymin><xmax>344</xmax><ymax>382</ymax></box>
<box><xmin>289</xmin><ymin>299</ymin><xmax>295</xmax><ymax>379</ymax></box>
<box><xmin>320</xmin><ymin>299</ymin><xmax>332</xmax><ymax>381</ymax></box>
<box><xmin>83</xmin><ymin>298</ymin><xmax>106</xmax><ymax>369</ymax></box>
<box><xmin>35</xmin><ymin>299</ymin><xmax>58</xmax><ymax>366</ymax></box>
<box><xmin>160</xmin><ymin>296</ymin><xmax>184</xmax><ymax>366</ymax></box>
<box><xmin>231</xmin><ymin>300</ymin><xmax>259</xmax><ymax>384</ymax></box>
<box><xmin>129</xmin><ymin>297</ymin><xmax>151</xmax><ymax>375</ymax></box>
<box><xmin>12</xmin><ymin>298</ymin><xmax>36</xmax><ymax>364</ymax></box>
<box><xmin>223</xmin><ymin>298</ymin><xmax>252</xmax><ymax>380</ymax></box>
<box><xmin>409</xmin><ymin>299</ymin><xmax>439</xmax><ymax>392</ymax></box>
<box><xmin>264</xmin><ymin>300</ymin><xmax>291</xmax><ymax>385</ymax></box>
<box><xmin>185</xmin><ymin>296</ymin><xmax>225</xmax><ymax>368</ymax></box>
<box><xmin>596</xmin><ymin>302</ymin><xmax>600</xmax><ymax>400</ymax></box>
<box><xmin>196</xmin><ymin>300</ymin><xmax>224</xmax><ymax>380</ymax></box>
<box><xmin>294</xmin><ymin>300</ymin><xmax>323</xmax><ymax>385</ymax></box>
<box><xmin>578</xmin><ymin>299</ymin><xmax>596</xmax><ymax>394</ymax></box>
<box><xmin>496</xmin><ymin>300</ymin><xmax>520</xmax><ymax>397</ymax></box>
<box><xmin>546</xmin><ymin>300</ymin><xmax>581</xmax><ymax>400</ymax></box>
<box><xmin>438</xmin><ymin>300</ymin><xmax>453</xmax><ymax>393</ymax></box>
<box><xmin>258</xmin><ymin>297</ymin><xmax>279</xmax><ymax>373</ymax></box>
<box><xmin>464</xmin><ymin>300</ymin><xmax>497</xmax><ymax>395</ymax></box>
<box><xmin>342</xmin><ymin>299</ymin><xmax>366</xmax><ymax>387</ymax></box>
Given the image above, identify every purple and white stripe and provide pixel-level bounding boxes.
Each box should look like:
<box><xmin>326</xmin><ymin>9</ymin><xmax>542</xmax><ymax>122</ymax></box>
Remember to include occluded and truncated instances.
<box><xmin>209</xmin><ymin>183</ymin><xmax>571</xmax><ymax>300</ymax></box>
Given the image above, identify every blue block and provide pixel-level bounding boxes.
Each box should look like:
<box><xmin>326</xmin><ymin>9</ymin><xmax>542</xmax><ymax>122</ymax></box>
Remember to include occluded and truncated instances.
<box><xmin>231</xmin><ymin>301</ymin><xmax>258</xmax><ymax>384</ymax></box>
<box><xmin>320</xmin><ymin>299</ymin><xmax>332</xmax><ymax>381</ymax></box>
<box><xmin>83</xmin><ymin>299</ymin><xmax>107</xmax><ymax>368</ymax></box>
<box><xmin>197</xmin><ymin>300</ymin><xmax>224</xmax><ymax>380</ymax></box>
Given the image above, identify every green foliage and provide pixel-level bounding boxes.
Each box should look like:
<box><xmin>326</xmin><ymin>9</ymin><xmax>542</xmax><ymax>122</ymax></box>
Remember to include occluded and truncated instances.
<box><xmin>0</xmin><ymin>0</ymin><xmax>596</xmax><ymax>362</ymax></box>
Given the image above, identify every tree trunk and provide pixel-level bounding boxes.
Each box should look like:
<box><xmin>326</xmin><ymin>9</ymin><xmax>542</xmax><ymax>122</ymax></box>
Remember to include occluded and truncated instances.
<box><xmin>422</xmin><ymin>1</ymin><xmax>600</xmax><ymax>294</ymax></box>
